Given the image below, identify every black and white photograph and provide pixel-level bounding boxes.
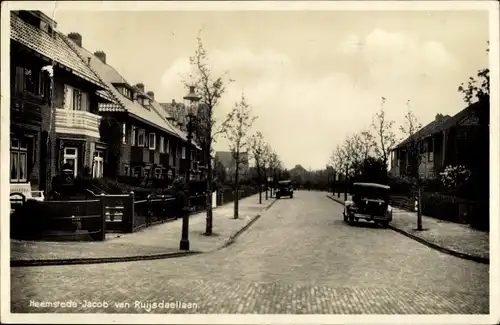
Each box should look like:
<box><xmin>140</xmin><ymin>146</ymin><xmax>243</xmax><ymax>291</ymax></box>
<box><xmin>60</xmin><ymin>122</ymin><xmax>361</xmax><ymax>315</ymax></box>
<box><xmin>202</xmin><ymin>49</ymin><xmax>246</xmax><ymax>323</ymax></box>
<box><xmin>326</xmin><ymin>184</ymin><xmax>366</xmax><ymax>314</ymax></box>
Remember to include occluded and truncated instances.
<box><xmin>1</xmin><ymin>1</ymin><xmax>498</xmax><ymax>324</ymax></box>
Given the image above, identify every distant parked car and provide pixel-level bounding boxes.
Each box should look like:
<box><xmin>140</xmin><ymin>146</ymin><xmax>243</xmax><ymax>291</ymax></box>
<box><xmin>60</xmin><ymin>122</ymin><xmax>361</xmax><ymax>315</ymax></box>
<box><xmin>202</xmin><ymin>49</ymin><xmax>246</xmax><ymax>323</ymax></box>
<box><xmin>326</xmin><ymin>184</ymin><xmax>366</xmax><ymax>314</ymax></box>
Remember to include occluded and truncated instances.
<box><xmin>343</xmin><ymin>182</ymin><xmax>393</xmax><ymax>228</ymax></box>
<box><xmin>276</xmin><ymin>180</ymin><xmax>294</xmax><ymax>199</ymax></box>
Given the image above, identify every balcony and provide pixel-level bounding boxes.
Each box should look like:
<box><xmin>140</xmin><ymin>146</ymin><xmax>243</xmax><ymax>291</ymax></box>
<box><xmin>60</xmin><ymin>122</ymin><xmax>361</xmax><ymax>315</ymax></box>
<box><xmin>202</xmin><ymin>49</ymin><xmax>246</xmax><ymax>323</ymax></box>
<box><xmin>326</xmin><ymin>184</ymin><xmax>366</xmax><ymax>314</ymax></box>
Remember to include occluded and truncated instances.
<box><xmin>55</xmin><ymin>109</ymin><xmax>101</xmax><ymax>139</ymax></box>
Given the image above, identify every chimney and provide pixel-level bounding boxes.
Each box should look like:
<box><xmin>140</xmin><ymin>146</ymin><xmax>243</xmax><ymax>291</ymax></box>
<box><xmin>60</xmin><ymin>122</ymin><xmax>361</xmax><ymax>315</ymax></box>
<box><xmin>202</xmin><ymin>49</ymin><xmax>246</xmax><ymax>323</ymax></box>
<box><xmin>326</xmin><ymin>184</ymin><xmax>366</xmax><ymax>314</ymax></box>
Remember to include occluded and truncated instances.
<box><xmin>94</xmin><ymin>51</ymin><xmax>106</xmax><ymax>64</ymax></box>
<box><xmin>172</xmin><ymin>99</ymin><xmax>176</xmax><ymax>105</ymax></box>
<box><xmin>67</xmin><ymin>32</ymin><xmax>82</xmax><ymax>47</ymax></box>
<box><xmin>135</xmin><ymin>83</ymin><xmax>145</xmax><ymax>93</ymax></box>
<box><xmin>147</xmin><ymin>91</ymin><xmax>155</xmax><ymax>100</ymax></box>
<box><xmin>435</xmin><ymin>113</ymin><xmax>444</xmax><ymax>121</ymax></box>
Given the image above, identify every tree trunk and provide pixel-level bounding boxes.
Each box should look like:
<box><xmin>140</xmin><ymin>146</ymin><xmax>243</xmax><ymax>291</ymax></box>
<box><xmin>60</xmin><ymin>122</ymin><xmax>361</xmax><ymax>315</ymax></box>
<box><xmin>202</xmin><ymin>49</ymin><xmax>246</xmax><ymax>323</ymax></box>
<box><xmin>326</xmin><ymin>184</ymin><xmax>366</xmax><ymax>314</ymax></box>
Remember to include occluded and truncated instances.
<box><xmin>264</xmin><ymin>169</ymin><xmax>268</xmax><ymax>200</ymax></box>
<box><xmin>234</xmin><ymin>158</ymin><xmax>240</xmax><ymax>219</ymax></box>
<box><xmin>344</xmin><ymin>165</ymin><xmax>348</xmax><ymax>201</ymax></box>
<box><xmin>257</xmin><ymin>167</ymin><xmax>262</xmax><ymax>204</ymax></box>
<box><xmin>417</xmin><ymin>178</ymin><xmax>423</xmax><ymax>231</ymax></box>
<box><xmin>204</xmin><ymin>137</ymin><xmax>213</xmax><ymax>235</ymax></box>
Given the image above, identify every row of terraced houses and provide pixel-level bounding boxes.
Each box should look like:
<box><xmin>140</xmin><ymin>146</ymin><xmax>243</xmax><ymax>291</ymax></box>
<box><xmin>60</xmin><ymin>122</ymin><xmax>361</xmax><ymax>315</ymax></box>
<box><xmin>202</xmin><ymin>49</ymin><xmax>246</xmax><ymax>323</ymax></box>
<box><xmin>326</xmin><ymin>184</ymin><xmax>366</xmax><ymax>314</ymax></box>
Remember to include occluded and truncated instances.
<box><xmin>10</xmin><ymin>10</ymin><xmax>203</xmax><ymax>197</ymax></box>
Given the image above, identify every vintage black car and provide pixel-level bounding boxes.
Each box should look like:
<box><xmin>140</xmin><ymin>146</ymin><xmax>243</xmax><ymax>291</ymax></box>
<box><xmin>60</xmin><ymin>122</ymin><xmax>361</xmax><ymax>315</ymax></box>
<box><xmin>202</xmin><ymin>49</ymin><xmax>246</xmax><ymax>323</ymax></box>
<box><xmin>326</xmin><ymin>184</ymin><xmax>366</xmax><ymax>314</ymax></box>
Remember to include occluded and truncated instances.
<box><xmin>276</xmin><ymin>180</ymin><xmax>294</xmax><ymax>199</ymax></box>
<box><xmin>343</xmin><ymin>182</ymin><xmax>393</xmax><ymax>228</ymax></box>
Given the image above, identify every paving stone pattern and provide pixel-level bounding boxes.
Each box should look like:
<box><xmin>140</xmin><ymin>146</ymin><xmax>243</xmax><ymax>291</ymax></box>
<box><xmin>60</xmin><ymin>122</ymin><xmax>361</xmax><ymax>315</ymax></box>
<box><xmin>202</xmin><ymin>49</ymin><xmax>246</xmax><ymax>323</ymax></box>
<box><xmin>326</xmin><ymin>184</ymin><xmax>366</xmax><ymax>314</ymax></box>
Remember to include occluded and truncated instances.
<box><xmin>11</xmin><ymin>193</ymin><xmax>271</xmax><ymax>261</ymax></box>
<box><xmin>11</xmin><ymin>191</ymin><xmax>489</xmax><ymax>314</ymax></box>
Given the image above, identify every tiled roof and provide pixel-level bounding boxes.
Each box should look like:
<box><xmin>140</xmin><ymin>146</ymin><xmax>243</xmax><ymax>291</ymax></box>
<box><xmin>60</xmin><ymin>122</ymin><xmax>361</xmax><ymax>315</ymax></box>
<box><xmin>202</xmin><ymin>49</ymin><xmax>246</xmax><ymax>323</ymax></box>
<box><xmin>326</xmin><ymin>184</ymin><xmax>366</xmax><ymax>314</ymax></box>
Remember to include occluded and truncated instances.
<box><xmin>394</xmin><ymin>102</ymin><xmax>482</xmax><ymax>149</ymax></box>
<box><xmin>395</xmin><ymin>116</ymin><xmax>451</xmax><ymax>149</ymax></box>
<box><xmin>10</xmin><ymin>13</ymin><xmax>106</xmax><ymax>89</ymax></box>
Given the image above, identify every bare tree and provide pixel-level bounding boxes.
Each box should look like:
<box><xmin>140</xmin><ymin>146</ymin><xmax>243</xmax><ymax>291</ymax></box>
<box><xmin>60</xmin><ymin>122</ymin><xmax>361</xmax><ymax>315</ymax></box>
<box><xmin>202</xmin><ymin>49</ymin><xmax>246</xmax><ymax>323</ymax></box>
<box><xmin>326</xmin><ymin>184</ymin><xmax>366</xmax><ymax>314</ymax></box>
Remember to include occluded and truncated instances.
<box><xmin>360</xmin><ymin>130</ymin><xmax>375</xmax><ymax>161</ymax></box>
<box><xmin>249</xmin><ymin>131</ymin><xmax>266</xmax><ymax>204</ymax></box>
<box><xmin>329</xmin><ymin>144</ymin><xmax>347</xmax><ymax>196</ymax></box>
<box><xmin>223</xmin><ymin>93</ymin><xmax>257</xmax><ymax>219</ymax></box>
<box><xmin>371</xmin><ymin>97</ymin><xmax>396</xmax><ymax>172</ymax></box>
<box><xmin>267</xmin><ymin>149</ymin><xmax>281</xmax><ymax>196</ymax></box>
<box><xmin>186</xmin><ymin>34</ymin><xmax>233</xmax><ymax>235</ymax></box>
<box><xmin>343</xmin><ymin>133</ymin><xmax>364</xmax><ymax>179</ymax></box>
<box><xmin>458</xmin><ymin>42</ymin><xmax>490</xmax><ymax>105</ymax></box>
<box><xmin>399</xmin><ymin>100</ymin><xmax>424</xmax><ymax>231</ymax></box>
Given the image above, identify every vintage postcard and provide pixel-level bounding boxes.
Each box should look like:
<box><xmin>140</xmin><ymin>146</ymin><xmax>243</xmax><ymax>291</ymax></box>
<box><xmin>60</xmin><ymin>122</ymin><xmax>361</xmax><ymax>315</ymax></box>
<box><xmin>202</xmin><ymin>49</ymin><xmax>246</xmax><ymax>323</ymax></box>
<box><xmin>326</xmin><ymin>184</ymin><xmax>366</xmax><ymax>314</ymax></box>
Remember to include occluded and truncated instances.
<box><xmin>1</xmin><ymin>1</ymin><xmax>498</xmax><ymax>324</ymax></box>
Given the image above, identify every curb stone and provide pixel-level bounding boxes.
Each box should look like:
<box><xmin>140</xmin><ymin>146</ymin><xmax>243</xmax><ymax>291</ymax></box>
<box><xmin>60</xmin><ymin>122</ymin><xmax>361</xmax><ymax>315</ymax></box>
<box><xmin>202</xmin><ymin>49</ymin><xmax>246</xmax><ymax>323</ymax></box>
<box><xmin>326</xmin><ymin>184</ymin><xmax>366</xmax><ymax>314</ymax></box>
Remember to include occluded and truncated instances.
<box><xmin>10</xmin><ymin>251</ymin><xmax>201</xmax><ymax>268</ymax></box>
<box><xmin>325</xmin><ymin>195</ymin><xmax>489</xmax><ymax>264</ymax></box>
<box><xmin>11</xmin><ymin>197</ymin><xmax>278</xmax><ymax>267</ymax></box>
<box><xmin>387</xmin><ymin>225</ymin><xmax>489</xmax><ymax>264</ymax></box>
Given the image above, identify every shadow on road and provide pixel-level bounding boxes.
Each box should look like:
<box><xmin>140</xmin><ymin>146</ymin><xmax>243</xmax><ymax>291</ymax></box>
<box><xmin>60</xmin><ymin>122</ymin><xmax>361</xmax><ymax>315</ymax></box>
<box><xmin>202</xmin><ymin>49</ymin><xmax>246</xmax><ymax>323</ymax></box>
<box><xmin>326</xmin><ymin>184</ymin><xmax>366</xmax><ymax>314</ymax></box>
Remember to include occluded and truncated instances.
<box><xmin>347</xmin><ymin>221</ymin><xmax>384</xmax><ymax>229</ymax></box>
<box><xmin>331</xmin><ymin>218</ymin><xmax>385</xmax><ymax>229</ymax></box>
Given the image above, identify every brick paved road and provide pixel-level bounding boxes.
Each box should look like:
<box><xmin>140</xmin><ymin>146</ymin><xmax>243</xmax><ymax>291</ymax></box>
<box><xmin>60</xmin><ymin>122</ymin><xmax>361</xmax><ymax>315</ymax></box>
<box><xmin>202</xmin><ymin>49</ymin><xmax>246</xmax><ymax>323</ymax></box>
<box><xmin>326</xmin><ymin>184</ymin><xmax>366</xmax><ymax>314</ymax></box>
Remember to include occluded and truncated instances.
<box><xmin>10</xmin><ymin>191</ymin><xmax>489</xmax><ymax>314</ymax></box>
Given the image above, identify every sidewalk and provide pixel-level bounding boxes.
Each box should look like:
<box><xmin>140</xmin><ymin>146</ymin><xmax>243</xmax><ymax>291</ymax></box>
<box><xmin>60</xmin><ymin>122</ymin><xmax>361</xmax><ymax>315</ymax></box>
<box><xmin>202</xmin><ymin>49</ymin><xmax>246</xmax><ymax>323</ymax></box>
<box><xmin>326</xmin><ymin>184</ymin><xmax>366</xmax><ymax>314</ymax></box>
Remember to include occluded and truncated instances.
<box><xmin>326</xmin><ymin>193</ymin><xmax>489</xmax><ymax>263</ymax></box>
<box><xmin>11</xmin><ymin>194</ymin><xmax>276</xmax><ymax>266</ymax></box>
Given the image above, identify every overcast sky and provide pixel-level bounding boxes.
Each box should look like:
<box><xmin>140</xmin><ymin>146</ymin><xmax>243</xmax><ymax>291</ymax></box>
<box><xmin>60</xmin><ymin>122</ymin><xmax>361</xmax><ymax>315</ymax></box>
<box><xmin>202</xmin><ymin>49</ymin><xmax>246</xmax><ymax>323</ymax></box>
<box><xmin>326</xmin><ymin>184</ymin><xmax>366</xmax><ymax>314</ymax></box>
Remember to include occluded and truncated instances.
<box><xmin>39</xmin><ymin>6</ymin><xmax>489</xmax><ymax>170</ymax></box>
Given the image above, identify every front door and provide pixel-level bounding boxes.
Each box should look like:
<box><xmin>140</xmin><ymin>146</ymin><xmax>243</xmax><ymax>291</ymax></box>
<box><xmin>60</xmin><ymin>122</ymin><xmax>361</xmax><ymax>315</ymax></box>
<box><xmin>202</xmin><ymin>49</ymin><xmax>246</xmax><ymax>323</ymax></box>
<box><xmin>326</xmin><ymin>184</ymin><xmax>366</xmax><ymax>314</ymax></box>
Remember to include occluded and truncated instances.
<box><xmin>63</xmin><ymin>147</ymin><xmax>78</xmax><ymax>177</ymax></box>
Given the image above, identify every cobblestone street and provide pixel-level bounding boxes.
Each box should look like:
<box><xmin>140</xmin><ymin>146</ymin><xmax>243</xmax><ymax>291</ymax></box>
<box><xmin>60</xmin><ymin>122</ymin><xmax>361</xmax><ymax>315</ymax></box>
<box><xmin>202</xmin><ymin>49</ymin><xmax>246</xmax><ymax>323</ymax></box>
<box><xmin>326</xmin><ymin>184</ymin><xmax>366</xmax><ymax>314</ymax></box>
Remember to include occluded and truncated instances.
<box><xmin>10</xmin><ymin>191</ymin><xmax>489</xmax><ymax>314</ymax></box>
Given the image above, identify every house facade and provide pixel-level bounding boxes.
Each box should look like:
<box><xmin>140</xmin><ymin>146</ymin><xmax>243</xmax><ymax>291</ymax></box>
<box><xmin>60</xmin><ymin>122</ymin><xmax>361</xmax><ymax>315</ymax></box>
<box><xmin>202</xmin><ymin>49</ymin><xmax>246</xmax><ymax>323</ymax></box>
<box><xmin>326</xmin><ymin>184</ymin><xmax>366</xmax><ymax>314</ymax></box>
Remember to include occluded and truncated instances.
<box><xmin>10</xmin><ymin>10</ymin><xmax>202</xmax><ymax>199</ymax></box>
<box><xmin>10</xmin><ymin>11</ymin><xmax>113</xmax><ymax>194</ymax></box>
<box><xmin>63</xmin><ymin>33</ymin><xmax>201</xmax><ymax>182</ymax></box>
<box><xmin>390</xmin><ymin>102</ymin><xmax>489</xmax><ymax>180</ymax></box>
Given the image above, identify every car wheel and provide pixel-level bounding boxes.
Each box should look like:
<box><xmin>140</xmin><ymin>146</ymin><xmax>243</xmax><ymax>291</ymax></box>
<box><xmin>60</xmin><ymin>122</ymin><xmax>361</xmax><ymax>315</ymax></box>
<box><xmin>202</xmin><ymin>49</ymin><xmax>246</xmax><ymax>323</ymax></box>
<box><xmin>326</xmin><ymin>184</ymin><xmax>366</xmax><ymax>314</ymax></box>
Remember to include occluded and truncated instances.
<box><xmin>277</xmin><ymin>195</ymin><xmax>280</xmax><ymax>199</ymax></box>
<box><xmin>290</xmin><ymin>194</ymin><xmax>293</xmax><ymax>198</ymax></box>
<box><xmin>381</xmin><ymin>221</ymin><xmax>389</xmax><ymax>228</ymax></box>
<box><xmin>343</xmin><ymin>212</ymin><xmax>348</xmax><ymax>222</ymax></box>
<box><xmin>348</xmin><ymin>215</ymin><xmax>355</xmax><ymax>225</ymax></box>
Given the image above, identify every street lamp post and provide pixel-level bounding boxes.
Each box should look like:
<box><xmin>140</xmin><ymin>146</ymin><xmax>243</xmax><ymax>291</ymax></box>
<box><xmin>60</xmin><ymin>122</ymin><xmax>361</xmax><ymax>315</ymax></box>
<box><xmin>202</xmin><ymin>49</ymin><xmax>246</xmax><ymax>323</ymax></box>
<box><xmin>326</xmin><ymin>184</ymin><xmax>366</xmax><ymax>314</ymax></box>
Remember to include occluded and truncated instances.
<box><xmin>179</xmin><ymin>85</ymin><xmax>200</xmax><ymax>251</ymax></box>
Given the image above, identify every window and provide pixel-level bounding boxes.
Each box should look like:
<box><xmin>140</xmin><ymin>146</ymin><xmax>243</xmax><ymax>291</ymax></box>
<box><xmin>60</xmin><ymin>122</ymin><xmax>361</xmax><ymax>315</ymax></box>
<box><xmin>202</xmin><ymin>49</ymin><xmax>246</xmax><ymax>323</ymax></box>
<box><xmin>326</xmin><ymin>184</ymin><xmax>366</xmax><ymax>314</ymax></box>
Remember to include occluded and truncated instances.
<box><xmin>137</xmin><ymin>129</ymin><xmax>145</xmax><ymax>147</ymax></box>
<box><xmin>63</xmin><ymin>147</ymin><xmax>79</xmax><ymax>177</ymax></box>
<box><xmin>15</xmin><ymin>66</ymin><xmax>38</xmax><ymax>94</ymax></box>
<box><xmin>38</xmin><ymin>20</ymin><xmax>53</xmax><ymax>34</ymax></box>
<box><xmin>143</xmin><ymin>98</ymin><xmax>150</xmax><ymax>106</ymax></box>
<box><xmin>181</xmin><ymin>146</ymin><xmax>186</xmax><ymax>159</ymax></box>
<box><xmin>38</xmin><ymin>71</ymin><xmax>47</xmax><ymax>97</ymax></box>
<box><xmin>124</xmin><ymin>164</ymin><xmax>130</xmax><ymax>176</ymax></box>
<box><xmin>159</xmin><ymin>136</ymin><xmax>165</xmax><ymax>153</ymax></box>
<box><xmin>73</xmin><ymin>89</ymin><xmax>82</xmax><ymax>110</ymax></box>
<box><xmin>64</xmin><ymin>85</ymin><xmax>89</xmax><ymax>111</ymax></box>
<box><xmin>122</xmin><ymin>123</ymin><xmax>127</xmax><ymax>144</ymax></box>
<box><xmin>93</xmin><ymin>150</ymin><xmax>104</xmax><ymax>178</ymax></box>
<box><xmin>149</xmin><ymin>133</ymin><xmax>156</xmax><ymax>150</ymax></box>
<box><xmin>131</xmin><ymin>126</ymin><xmax>137</xmax><ymax>146</ymax></box>
<box><xmin>10</xmin><ymin>138</ymin><xmax>28</xmax><ymax>183</ymax></box>
<box><xmin>121</xmin><ymin>87</ymin><xmax>132</xmax><ymax>99</ymax></box>
<box><xmin>166</xmin><ymin>140</ymin><xmax>170</xmax><ymax>154</ymax></box>
<box><xmin>428</xmin><ymin>139</ymin><xmax>434</xmax><ymax>162</ymax></box>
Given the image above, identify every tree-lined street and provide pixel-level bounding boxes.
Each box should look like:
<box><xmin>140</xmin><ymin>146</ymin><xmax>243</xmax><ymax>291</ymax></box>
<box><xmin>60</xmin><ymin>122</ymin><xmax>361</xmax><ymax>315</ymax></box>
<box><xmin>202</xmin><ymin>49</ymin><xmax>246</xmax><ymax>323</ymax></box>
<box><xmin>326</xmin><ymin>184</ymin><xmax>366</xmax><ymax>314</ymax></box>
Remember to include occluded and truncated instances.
<box><xmin>11</xmin><ymin>191</ymin><xmax>488</xmax><ymax>314</ymax></box>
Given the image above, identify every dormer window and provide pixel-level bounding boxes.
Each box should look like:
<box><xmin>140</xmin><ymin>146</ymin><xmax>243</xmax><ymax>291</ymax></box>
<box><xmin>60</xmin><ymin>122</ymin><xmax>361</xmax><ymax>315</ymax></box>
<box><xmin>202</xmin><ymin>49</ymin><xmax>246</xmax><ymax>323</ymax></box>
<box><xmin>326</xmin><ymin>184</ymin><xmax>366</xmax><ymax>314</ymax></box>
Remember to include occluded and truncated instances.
<box><xmin>119</xmin><ymin>87</ymin><xmax>132</xmax><ymax>100</ymax></box>
<box><xmin>143</xmin><ymin>98</ymin><xmax>150</xmax><ymax>106</ymax></box>
<box><xmin>40</xmin><ymin>21</ymin><xmax>51</xmax><ymax>33</ymax></box>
